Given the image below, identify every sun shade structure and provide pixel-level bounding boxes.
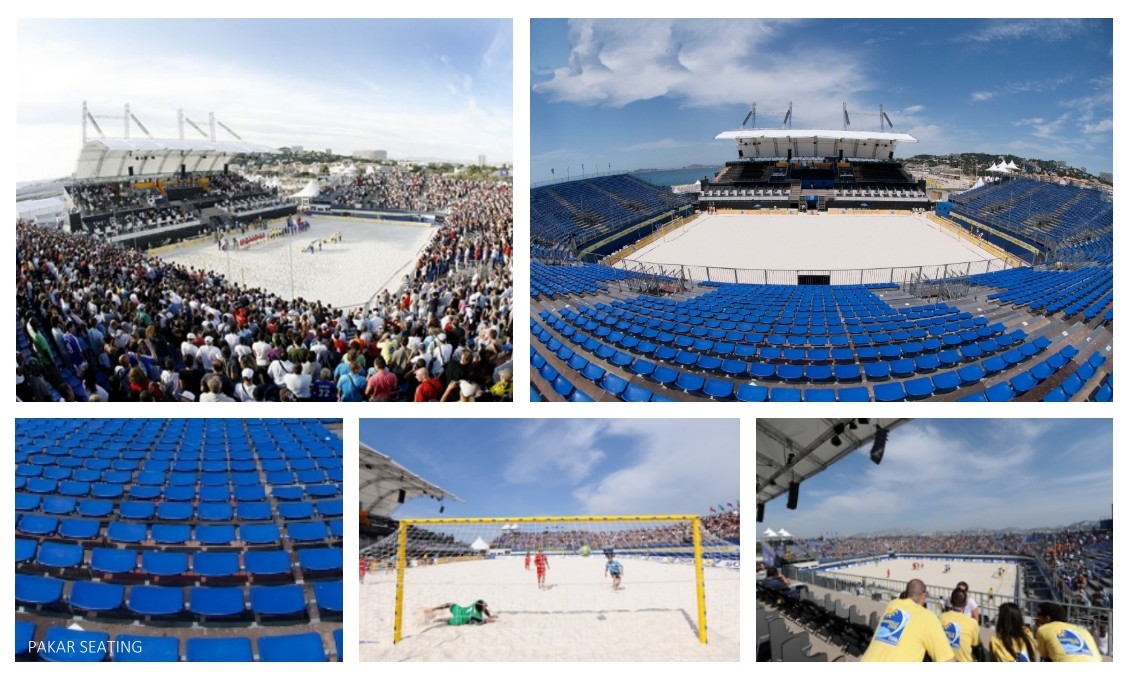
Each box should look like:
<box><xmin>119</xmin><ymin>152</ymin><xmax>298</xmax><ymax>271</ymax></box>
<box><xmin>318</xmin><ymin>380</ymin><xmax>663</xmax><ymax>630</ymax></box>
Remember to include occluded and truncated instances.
<box><xmin>73</xmin><ymin>138</ymin><xmax>278</xmax><ymax>182</ymax></box>
<box><xmin>359</xmin><ymin>442</ymin><xmax>461</xmax><ymax>518</ymax></box>
<box><xmin>714</xmin><ymin>129</ymin><xmax>917</xmax><ymax>161</ymax></box>
<box><xmin>756</xmin><ymin>419</ymin><xmax>910</xmax><ymax>505</ymax></box>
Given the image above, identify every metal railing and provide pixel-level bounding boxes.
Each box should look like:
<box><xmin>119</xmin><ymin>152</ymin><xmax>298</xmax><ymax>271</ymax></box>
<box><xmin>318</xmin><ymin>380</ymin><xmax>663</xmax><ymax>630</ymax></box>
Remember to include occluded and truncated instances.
<box><xmin>784</xmin><ymin>560</ymin><xmax>1113</xmax><ymax>656</ymax></box>
<box><xmin>612</xmin><ymin>256</ymin><xmax>1013</xmax><ymax>287</ymax></box>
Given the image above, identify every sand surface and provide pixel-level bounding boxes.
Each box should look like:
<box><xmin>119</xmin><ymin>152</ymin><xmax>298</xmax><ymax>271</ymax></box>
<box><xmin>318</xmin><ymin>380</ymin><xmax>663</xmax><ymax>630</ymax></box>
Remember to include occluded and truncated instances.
<box><xmin>630</xmin><ymin>213</ymin><xmax>997</xmax><ymax>278</ymax></box>
<box><xmin>161</xmin><ymin>215</ymin><xmax>435</xmax><ymax>308</ymax></box>
<box><xmin>360</xmin><ymin>556</ymin><xmax>739</xmax><ymax>661</ymax></box>
<box><xmin>818</xmin><ymin>557</ymin><xmax>1016</xmax><ymax>607</ymax></box>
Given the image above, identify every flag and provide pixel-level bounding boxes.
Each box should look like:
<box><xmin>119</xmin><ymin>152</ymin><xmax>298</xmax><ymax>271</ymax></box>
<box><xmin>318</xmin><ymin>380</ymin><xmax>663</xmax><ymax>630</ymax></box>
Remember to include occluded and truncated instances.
<box><xmin>551</xmin><ymin>168</ymin><xmax>554</xmax><ymax>175</ymax></box>
<box><xmin>726</xmin><ymin>502</ymin><xmax>735</xmax><ymax>509</ymax></box>
<box><xmin>709</xmin><ymin>506</ymin><xmax>716</xmax><ymax>513</ymax></box>
<box><xmin>718</xmin><ymin>504</ymin><xmax>725</xmax><ymax>511</ymax></box>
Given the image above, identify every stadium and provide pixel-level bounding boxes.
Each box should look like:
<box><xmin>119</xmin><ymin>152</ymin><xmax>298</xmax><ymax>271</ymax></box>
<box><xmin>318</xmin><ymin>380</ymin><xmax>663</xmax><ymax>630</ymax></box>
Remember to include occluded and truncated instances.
<box><xmin>15</xmin><ymin>418</ymin><xmax>343</xmax><ymax>662</ymax></box>
<box><xmin>530</xmin><ymin>114</ymin><xmax>1112</xmax><ymax>403</ymax></box>
<box><xmin>16</xmin><ymin>103</ymin><xmax>513</xmax><ymax>403</ymax></box>
<box><xmin>358</xmin><ymin>437</ymin><xmax>741</xmax><ymax>661</ymax></box>
<box><xmin>755</xmin><ymin>419</ymin><xmax>1112</xmax><ymax>662</ymax></box>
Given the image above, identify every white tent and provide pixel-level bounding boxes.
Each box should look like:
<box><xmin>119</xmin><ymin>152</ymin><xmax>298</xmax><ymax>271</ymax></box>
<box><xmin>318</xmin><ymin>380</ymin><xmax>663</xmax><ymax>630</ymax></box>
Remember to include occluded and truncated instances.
<box><xmin>777</xmin><ymin>528</ymin><xmax>792</xmax><ymax>538</ymax></box>
<box><xmin>469</xmin><ymin>537</ymin><xmax>490</xmax><ymax>551</ymax></box>
<box><xmin>292</xmin><ymin>179</ymin><xmax>320</xmax><ymax>199</ymax></box>
<box><xmin>763</xmin><ymin>528</ymin><xmax>778</xmax><ymax>537</ymax></box>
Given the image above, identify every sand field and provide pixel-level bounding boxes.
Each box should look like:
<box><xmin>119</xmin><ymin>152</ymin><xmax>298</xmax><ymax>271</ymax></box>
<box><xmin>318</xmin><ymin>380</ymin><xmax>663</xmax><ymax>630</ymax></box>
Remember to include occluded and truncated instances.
<box><xmin>360</xmin><ymin>555</ymin><xmax>739</xmax><ymax>661</ymax></box>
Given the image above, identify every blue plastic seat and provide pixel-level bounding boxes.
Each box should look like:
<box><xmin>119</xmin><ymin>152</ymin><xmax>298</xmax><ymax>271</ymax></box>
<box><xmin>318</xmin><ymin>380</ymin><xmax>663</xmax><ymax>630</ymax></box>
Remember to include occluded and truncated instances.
<box><xmin>186</xmin><ymin>637</ymin><xmax>253</xmax><ymax>662</ymax></box>
<box><xmin>197</xmin><ymin>502</ymin><xmax>233</xmax><ymax>521</ymax></box>
<box><xmin>245</xmin><ymin>550</ymin><xmax>293</xmax><ymax>576</ymax></box>
<box><xmin>931</xmin><ymin>371</ymin><xmax>961</xmax><ymax>393</ymax></box>
<box><xmin>889</xmin><ymin>359</ymin><xmax>916</xmax><ymax>378</ymax></box>
<box><xmin>190</xmin><ymin>586</ymin><xmax>246</xmax><ymax>618</ymax></box>
<box><xmin>569</xmin><ymin>388</ymin><xmax>596</xmax><ymax>402</ymax></box>
<box><xmin>288</xmin><ymin>521</ymin><xmax>329</xmax><ymax>543</ymax></box>
<box><xmin>702</xmin><ymin>378</ymin><xmax>734</xmax><ymax>400</ymax></box>
<box><xmin>334</xmin><ymin>629</ymin><xmax>343</xmax><ymax>660</ymax></box>
<box><xmin>113</xmin><ymin>635</ymin><xmax>180</xmax><ymax>662</ymax></box>
<box><xmin>241</xmin><ymin>523</ymin><xmax>281</xmax><ymax>545</ymax></box>
<box><xmin>748</xmin><ymin>362</ymin><xmax>776</xmax><ymax>379</ymax></box>
<box><xmin>837</xmin><ymin>386</ymin><xmax>870</xmax><ymax>402</ymax></box>
<box><xmin>119</xmin><ymin>501</ymin><xmax>156</xmax><ymax>519</ymax></box>
<box><xmin>196</xmin><ymin>524</ymin><xmax>236</xmax><ymax>546</ymax></box>
<box><xmin>675</xmin><ymin>371</ymin><xmax>705</xmax><ymax>393</ymax></box>
<box><xmin>194</xmin><ymin>552</ymin><xmax>241</xmax><ymax>578</ymax></box>
<box><xmin>259</xmin><ymin>633</ymin><xmax>326</xmax><ymax>662</ymax></box>
<box><xmin>314</xmin><ymin>580</ymin><xmax>344</xmax><ymax>614</ymax></box>
<box><xmin>142</xmin><ymin>551</ymin><xmax>189</xmax><ymax>576</ymax></box>
<box><xmin>777</xmin><ymin>364</ymin><xmax>803</xmax><ymax>381</ymax></box>
<box><xmin>37</xmin><ymin>541</ymin><xmax>84</xmax><ymax>569</ymax></box>
<box><xmin>90</xmin><ymin>548</ymin><xmax>136</xmax><ymax>575</ymax></box>
<box><xmin>803</xmin><ymin>389</ymin><xmax>836</xmax><ymax>402</ymax></box>
<box><xmin>250</xmin><ymin>585</ymin><xmax>307</xmax><ymax>618</ymax></box>
<box><xmin>956</xmin><ymin>364</ymin><xmax>985</xmax><ymax>385</ymax></box>
<box><xmin>16</xmin><ymin>620</ymin><xmax>36</xmax><ymax>655</ymax></box>
<box><xmin>580</xmin><ymin>363</ymin><xmax>606</xmax><ymax>383</ymax></box>
<box><xmin>985</xmin><ymin>382</ymin><xmax>1016</xmax><ymax>402</ymax></box>
<box><xmin>126</xmin><ymin>583</ymin><xmax>183</xmax><ymax>615</ymax></box>
<box><xmin>297</xmin><ymin>547</ymin><xmax>343</xmax><ymax>574</ymax></box>
<box><xmin>904</xmin><ymin>377</ymin><xmax>935</xmax><ymax>399</ymax></box>
<box><xmin>1010</xmin><ymin>371</ymin><xmax>1038</xmax><ymax>395</ymax></box>
<box><xmin>651</xmin><ymin>365</ymin><xmax>679</xmax><ymax>385</ymax></box>
<box><xmin>15</xmin><ymin>537</ymin><xmax>37</xmax><ymax>563</ymax></box>
<box><xmin>16</xmin><ymin>573</ymin><xmax>64</xmax><ymax>606</ymax></box>
<box><xmin>621</xmin><ymin>383</ymin><xmax>654</xmax><ymax>402</ymax></box>
<box><xmin>40</xmin><ymin>626</ymin><xmax>109</xmax><ymax>662</ymax></box>
<box><xmin>69</xmin><ymin>581</ymin><xmax>126</xmax><ymax>612</ymax></box>
<box><xmin>863</xmin><ymin>362</ymin><xmax>890</xmax><ymax>380</ymax></box>
<box><xmin>768</xmin><ymin>388</ymin><xmax>801</xmax><ymax>402</ymax></box>
<box><xmin>873</xmin><ymin>382</ymin><xmax>906</xmax><ymax>402</ymax></box>
<box><xmin>735</xmin><ymin>383</ymin><xmax>768</xmax><ymax>402</ymax></box>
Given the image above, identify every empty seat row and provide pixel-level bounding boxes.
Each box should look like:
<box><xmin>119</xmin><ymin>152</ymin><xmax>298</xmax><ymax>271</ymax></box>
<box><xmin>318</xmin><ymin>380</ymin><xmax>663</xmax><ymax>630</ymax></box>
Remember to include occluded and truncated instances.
<box><xmin>16</xmin><ymin>623</ymin><xmax>342</xmax><ymax>662</ymax></box>
<box><xmin>17</xmin><ymin>517</ymin><xmax>342</xmax><ymax>544</ymax></box>
<box><xmin>17</xmin><ymin>540</ymin><xmax>342</xmax><ymax>576</ymax></box>
<box><xmin>15</xmin><ymin>496</ymin><xmax>343</xmax><ymax>521</ymax></box>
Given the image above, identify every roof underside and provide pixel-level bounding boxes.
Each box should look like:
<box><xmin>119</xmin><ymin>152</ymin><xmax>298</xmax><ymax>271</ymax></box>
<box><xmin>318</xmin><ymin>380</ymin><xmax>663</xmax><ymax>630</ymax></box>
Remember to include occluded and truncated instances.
<box><xmin>756</xmin><ymin>419</ymin><xmax>910</xmax><ymax>505</ymax></box>
<box><xmin>358</xmin><ymin>442</ymin><xmax>461</xmax><ymax>519</ymax></box>
<box><xmin>74</xmin><ymin>138</ymin><xmax>279</xmax><ymax>182</ymax></box>
<box><xmin>715</xmin><ymin>128</ymin><xmax>917</xmax><ymax>161</ymax></box>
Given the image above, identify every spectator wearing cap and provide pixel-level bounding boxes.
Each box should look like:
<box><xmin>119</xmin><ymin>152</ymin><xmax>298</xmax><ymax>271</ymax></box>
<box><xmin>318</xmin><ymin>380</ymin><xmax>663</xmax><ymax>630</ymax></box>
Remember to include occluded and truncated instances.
<box><xmin>235</xmin><ymin>368</ymin><xmax>257</xmax><ymax>402</ymax></box>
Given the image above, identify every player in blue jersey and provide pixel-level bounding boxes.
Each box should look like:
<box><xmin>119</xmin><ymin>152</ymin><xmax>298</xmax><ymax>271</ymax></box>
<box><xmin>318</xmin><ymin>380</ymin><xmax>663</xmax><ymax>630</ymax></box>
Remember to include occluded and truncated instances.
<box><xmin>605</xmin><ymin>553</ymin><xmax>624</xmax><ymax>591</ymax></box>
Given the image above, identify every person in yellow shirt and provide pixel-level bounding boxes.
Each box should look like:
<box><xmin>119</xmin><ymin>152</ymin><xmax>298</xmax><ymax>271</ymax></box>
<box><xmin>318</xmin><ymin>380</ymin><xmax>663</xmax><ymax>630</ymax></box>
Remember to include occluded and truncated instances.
<box><xmin>1035</xmin><ymin>602</ymin><xmax>1102</xmax><ymax>662</ymax></box>
<box><xmin>861</xmin><ymin>579</ymin><xmax>956</xmax><ymax>662</ymax></box>
<box><xmin>939</xmin><ymin>589</ymin><xmax>981</xmax><ymax>662</ymax></box>
<box><xmin>989</xmin><ymin>602</ymin><xmax>1037</xmax><ymax>662</ymax></box>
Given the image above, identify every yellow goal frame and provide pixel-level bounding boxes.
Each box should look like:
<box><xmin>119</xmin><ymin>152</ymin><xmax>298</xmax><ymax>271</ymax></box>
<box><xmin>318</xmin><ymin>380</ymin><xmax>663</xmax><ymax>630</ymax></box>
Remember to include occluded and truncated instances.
<box><xmin>392</xmin><ymin>514</ymin><xmax>709</xmax><ymax>644</ymax></box>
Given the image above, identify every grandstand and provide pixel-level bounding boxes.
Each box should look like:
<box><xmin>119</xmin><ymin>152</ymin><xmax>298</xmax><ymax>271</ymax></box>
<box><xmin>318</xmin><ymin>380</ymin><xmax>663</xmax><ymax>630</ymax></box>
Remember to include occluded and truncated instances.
<box><xmin>16</xmin><ymin>105</ymin><xmax>513</xmax><ymax>404</ymax></box>
<box><xmin>530</xmin><ymin>120</ymin><xmax>1112</xmax><ymax>403</ymax></box>
<box><xmin>15</xmin><ymin>418</ymin><xmax>343</xmax><ymax>662</ymax></box>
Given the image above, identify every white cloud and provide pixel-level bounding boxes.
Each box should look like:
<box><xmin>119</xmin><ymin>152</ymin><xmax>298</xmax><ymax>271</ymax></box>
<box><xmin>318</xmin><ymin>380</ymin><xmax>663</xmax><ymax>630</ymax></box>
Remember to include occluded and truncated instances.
<box><xmin>970</xmin><ymin>91</ymin><xmax>995</xmax><ymax>102</ymax></box>
<box><xmin>503</xmin><ymin>420</ymin><xmax>608</xmax><ymax>484</ymax></box>
<box><xmin>618</xmin><ymin>138</ymin><xmax>688</xmax><ymax>152</ymax></box>
<box><xmin>571</xmin><ymin>419</ymin><xmax>739</xmax><ymax>515</ymax></box>
<box><xmin>17</xmin><ymin>33</ymin><xmax>512</xmax><ymax>181</ymax></box>
<box><xmin>533</xmin><ymin>19</ymin><xmax>866</xmax><ymax>122</ymax></box>
<box><xmin>902</xmin><ymin>105</ymin><xmax>925</xmax><ymax>114</ymax></box>
<box><xmin>962</xmin><ymin>19</ymin><xmax>1092</xmax><ymax>44</ymax></box>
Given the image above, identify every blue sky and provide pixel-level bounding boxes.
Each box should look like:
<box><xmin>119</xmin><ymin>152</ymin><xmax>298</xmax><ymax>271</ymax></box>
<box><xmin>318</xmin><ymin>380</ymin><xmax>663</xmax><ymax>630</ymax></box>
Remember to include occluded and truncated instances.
<box><xmin>531</xmin><ymin>19</ymin><xmax>1112</xmax><ymax>184</ymax></box>
<box><xmin>16</xmin><ymin>19</ymin><xmax>512</xmax><ymax>182</ymax></box>
<box><xmin>757</xmin><ymin>418</ymin><xmax>1112</xmax><ymax>539</ymax></box>
<box><xmin>359</xmin><ymin>418</ymin><xmax>739</xmax><ymax>520</ymax></box>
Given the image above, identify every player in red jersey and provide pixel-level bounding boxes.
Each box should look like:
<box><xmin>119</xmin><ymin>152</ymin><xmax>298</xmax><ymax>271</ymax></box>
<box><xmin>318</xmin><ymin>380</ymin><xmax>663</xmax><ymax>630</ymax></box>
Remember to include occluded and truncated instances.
<box><xmin>534</xmin><ymin>549</ymin><xmax>549</xmax><ymax>590</ymax></box>
<box><xmin>525</xmin><ymin>552</ymin><xmax>530</xmax><ymax>571</ymax></box>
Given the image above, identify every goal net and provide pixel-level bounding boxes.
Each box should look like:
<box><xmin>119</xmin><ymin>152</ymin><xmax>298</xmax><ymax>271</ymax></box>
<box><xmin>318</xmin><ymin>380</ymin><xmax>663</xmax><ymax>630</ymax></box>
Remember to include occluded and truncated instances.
<box><xmin>359</xmin><ymin>515</ymin><xmax>740</xmax><ymax>661</ymax></box>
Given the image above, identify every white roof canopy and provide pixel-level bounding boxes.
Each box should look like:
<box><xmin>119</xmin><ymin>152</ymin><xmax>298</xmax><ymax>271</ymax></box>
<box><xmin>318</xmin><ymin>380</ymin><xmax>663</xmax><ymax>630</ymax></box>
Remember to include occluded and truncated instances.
<box><xmin>757</xmin><ymin>419</ymin><xmax>910</xmax><ymax>505</ymax></box>
<box><xmin>715</xmin><ymin>128</ymin><xmax>917</xmax><ymax>161</ymax></box>
<box><xmin>358</xmin><ymin>442</ymin><xmax>461</xmax><ymax>519</ymax></box>
<box><xmin>74</xmin><ymin>137</ymin><xmax>279</xmax><ymax>182</ymax></box>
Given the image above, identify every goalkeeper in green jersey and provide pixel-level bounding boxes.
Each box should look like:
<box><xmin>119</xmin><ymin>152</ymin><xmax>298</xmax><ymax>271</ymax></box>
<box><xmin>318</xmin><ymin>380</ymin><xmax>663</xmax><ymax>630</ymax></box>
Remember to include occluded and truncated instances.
<box><xmin>423</xmin><ymin>599</ymin><xmax>496</xmax><ymax>626</ymax></box>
